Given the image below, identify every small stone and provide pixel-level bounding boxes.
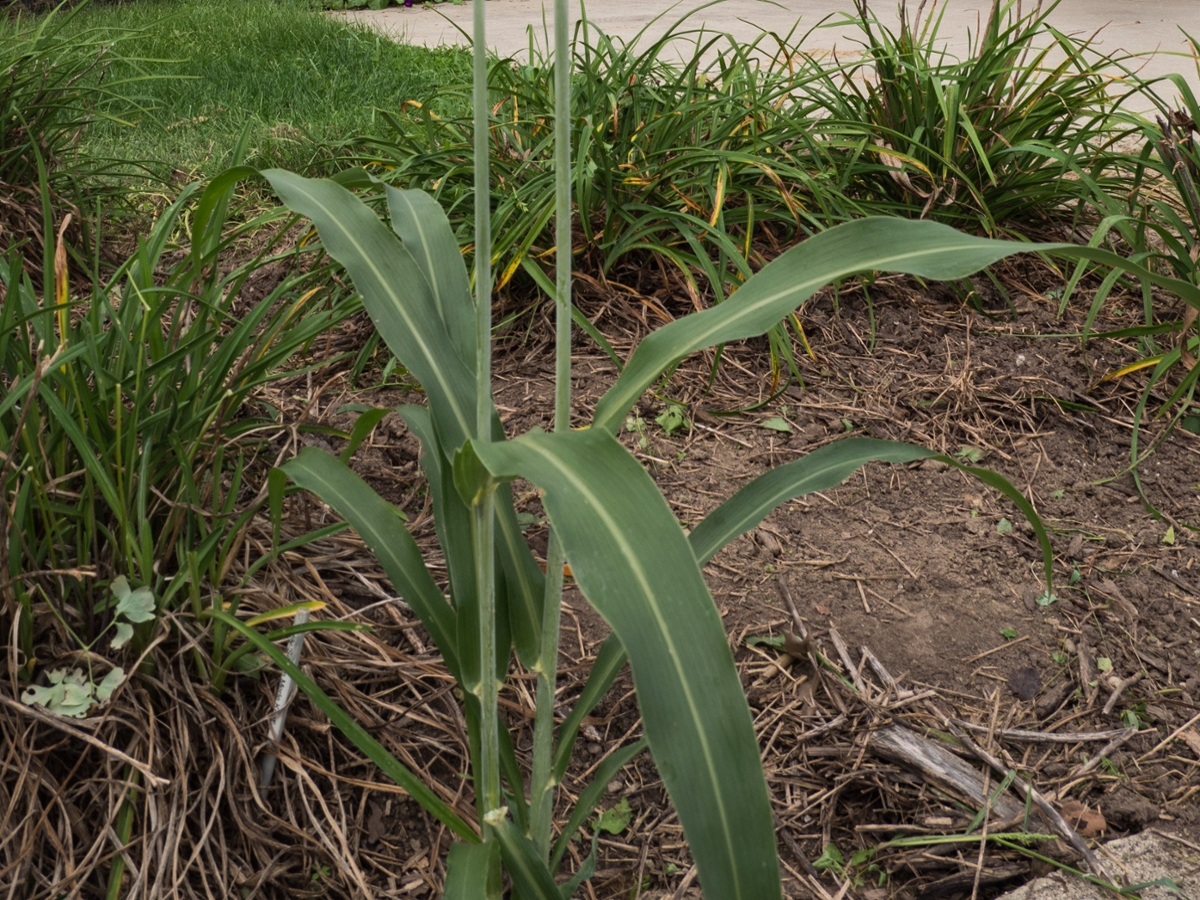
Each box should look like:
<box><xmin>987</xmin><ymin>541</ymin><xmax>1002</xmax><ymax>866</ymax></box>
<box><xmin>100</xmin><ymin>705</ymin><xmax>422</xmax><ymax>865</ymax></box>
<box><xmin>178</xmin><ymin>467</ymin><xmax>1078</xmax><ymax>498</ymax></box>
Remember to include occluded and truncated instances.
<box><xmin>606</xmin><ymin>779</ymin><xmax>623</xmax><ymax>794</ymax></box>
<box><xmin>1067</xmin><ymin>534</ymin><xmax>1085</xmax><ymax>559</ymax></box>
<box><xmin>587</xmin><ymin>742</ymin><xmax>602</xmax><ymax>756</ymax></box>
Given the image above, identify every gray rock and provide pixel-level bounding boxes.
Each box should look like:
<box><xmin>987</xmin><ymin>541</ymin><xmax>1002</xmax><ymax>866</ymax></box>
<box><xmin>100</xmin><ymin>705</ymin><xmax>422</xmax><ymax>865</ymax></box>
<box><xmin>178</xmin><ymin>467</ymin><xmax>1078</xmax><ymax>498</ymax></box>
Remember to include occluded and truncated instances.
<box><xmin>996</xmin><ymin>832</ymin><xmax>1200</xmax><ymax>900</ymax></box>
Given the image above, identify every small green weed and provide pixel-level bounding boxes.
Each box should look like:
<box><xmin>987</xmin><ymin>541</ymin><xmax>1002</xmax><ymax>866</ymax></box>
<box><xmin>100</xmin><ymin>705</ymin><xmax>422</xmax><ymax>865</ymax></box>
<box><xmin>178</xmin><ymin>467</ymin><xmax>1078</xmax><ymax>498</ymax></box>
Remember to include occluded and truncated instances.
<box><xmin>20</xmin><ymin>665</ymin><xmax>124</xmax><ymax>718</ymax></box>
<box><xmin>813</xmin><ymin>843</ymin><xmax>883</xmax><ymax>888</ymax></box>
<box><xmin>656</xmin><ymin>403</ymin><xmax>688</xmax><ymax>436</ymax></box>
<box><xmin>595</xmin><ymin>798</ymin><xmax>633</xmax><ymax>835</ymax></box>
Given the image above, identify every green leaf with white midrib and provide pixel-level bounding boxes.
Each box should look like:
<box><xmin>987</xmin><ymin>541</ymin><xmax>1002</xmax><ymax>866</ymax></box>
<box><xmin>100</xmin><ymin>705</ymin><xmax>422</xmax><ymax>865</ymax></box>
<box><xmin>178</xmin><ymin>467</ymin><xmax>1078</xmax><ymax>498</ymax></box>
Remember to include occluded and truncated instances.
<box><xmin>495</xmin><ymin>481</ymin><xmax>545</xmax><ymax>668</ymax></box>
<box><xmin>689</xmin><ymin>436</ymin><xmax>1057</xmax><ymax>588</ymax></box>
<box><xmin>492</xmin><ymin>816</ymin><xmax>563</xmax><ymax>900</ymax></box>
<box><xmin>401</xmin><ymin>405</ymin><xmax>545</xmax><ymax>670</ymax></box>
<box><xmin>262</xmin><ymin>170</ymin><xmax>477</xmax><ymax>450</ymax></box>
<box><xmin>689</xmin><ymin>439</ymin><xmax>941</xmax><ymax>565</ymax></box>
<box><xmin>280</xmin><ymin>447</ymin><xmax>460</xmax><ymax>679</ymax></box>
<box><xmin>553</xmin><ymin>632</ymin><xmax>626</xmax><ymax>782</ymax></box>
<box><xmin>471</xmin><ymin>428</ymin><xmax>781</xmax><ymax>900</ymax></box>
<box><xmin>209</xmin><ymin>609</ymin><xmax>475</xmax><ymax>843</ymax></box>
<box><xmin>444</xmin><ymin>841</ymin><xmax>498</xmax><ymax>899</ymax></box>
<box><xmin>591</xmin><ymin>217</ymin><xmax>1200</xmax><ymax>434</ymax></box>
<box><xmin>399</xmin><ymin>405</ymin><xmax>477</xmax><ymax>611</ymax></box>
<box><xmin>384</xmin><ymin>186</ymin><xmax>476</xmax><ymax>368</ymax></box>
<box><xmin>266</xmin><ymin>171</ymin><xmax>546</xmax><ymax>668</ymax></box>
<box><xmin>549</xmin><ymin>738</ymin><xmax>647</xmax><ymax>873</ymax></box>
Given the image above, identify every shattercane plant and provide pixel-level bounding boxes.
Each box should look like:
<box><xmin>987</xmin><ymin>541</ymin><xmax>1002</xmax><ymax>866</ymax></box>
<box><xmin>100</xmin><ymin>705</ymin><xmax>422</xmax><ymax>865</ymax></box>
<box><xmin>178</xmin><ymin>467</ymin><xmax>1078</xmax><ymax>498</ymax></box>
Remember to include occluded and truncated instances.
<box><xmin>213</xmin><ymin>0</ymin><xmax>1200</xmax><ymax>896</ymax></box>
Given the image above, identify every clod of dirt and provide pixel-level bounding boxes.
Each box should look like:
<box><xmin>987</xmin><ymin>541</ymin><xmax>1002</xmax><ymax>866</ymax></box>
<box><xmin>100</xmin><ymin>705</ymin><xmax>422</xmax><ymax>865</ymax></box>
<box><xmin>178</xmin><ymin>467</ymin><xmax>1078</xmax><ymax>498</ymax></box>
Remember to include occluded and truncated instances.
<box><xmin>1067</xmin><ymin>533</ymin><xmax>1085</xmax><ymax>560</ymax></box>
<box><xmin>1007</xmin><ymin>666</ymin><xmax>1042</xmax><ymax>701</ymax></box>
<box><xmin>1102</xmin><ymin>786</ymin><xmax>1160</xmax><ymax>831</ymax></box>
<box><xmin>1036</xmin><ymin>681</ymin><xmax>1075</xmax><ymax>719</ymax></box>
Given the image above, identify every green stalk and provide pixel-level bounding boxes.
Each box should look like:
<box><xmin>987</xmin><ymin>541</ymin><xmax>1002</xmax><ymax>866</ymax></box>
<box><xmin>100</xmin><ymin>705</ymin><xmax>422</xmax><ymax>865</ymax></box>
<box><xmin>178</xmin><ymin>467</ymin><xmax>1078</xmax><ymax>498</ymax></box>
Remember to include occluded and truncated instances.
<box><xmin>104</xmin><ymin>768</ymin><xmax>139</xmax><ymax>900</ymax></box>
<box><xmin>529</xmin><ymin>0</ymin><xmax>573</xmax><ymax>858</ymax></box>
<box><xmin>471</xmin><ymin>0</ymin><xmax>502</xmax><ymax>847</ymax></box>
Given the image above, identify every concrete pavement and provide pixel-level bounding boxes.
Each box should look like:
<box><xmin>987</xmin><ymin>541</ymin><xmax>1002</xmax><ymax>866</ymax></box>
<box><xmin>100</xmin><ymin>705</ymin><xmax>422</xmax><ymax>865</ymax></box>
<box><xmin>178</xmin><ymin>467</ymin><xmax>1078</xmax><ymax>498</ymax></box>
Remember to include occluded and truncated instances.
<box><xmin>337</xmin><ymin>0</ymin><xmax>1200</xmax><ymax>107</ymax></box>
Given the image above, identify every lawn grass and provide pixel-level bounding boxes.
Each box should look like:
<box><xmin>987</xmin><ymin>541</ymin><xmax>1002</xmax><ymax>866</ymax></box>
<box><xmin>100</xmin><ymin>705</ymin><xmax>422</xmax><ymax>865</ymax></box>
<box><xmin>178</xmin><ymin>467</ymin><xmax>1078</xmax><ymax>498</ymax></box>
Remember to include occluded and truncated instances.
<box><xmin>66</xmin><ymin>0</ymin><xmax>471</xmax><ymax>176</ymax></box>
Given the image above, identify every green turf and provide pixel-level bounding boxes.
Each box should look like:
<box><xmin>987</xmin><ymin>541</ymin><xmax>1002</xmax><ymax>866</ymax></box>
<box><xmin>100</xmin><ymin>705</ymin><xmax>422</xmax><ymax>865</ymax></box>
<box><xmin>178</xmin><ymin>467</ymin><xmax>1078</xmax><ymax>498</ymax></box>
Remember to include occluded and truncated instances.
<box><xmin>68</xmin><ymin>0</ymin><xmax>471</xmax><ymax>175</ymax></box>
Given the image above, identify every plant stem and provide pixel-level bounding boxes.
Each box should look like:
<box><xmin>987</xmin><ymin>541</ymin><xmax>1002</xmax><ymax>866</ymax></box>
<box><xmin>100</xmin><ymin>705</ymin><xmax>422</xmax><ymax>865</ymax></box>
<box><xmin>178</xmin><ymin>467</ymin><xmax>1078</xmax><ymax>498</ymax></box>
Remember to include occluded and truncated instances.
<box><xmin>472</xmin><ymin>0</ymin><xmax>501</xmax><ymax>845</ymax></box>
<box><xmin>530</xmin><ymin>529</ymin><xmax>564</xmax><ymax>854</ymax></box>
<box><xmin>472</xmin><ymin>0</ymin><xmax>491</xmax><ymax>430</ymax></box>
<box><xmin>551</xmin><ymin>0</ymin><xmax>572</xmax><ymax>430</ymax></box>
<box><xmin>473</xmin><ymin>501</ymin><xmax>500</xmax><ymax>819</ymax></box>
<box><xmin>529</xmin><ymin>0</ymin><xmax>573</xmax><ymax>859</ymax></box>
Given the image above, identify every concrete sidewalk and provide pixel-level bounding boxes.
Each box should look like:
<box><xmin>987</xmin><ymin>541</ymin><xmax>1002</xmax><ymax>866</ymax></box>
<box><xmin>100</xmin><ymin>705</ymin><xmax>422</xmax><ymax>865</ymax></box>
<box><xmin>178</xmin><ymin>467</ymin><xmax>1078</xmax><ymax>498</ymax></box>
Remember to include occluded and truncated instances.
<box><xmin>338</xmin><ymin>0</ymin><xmax>1200</xmax><ymax>106</ymax></box>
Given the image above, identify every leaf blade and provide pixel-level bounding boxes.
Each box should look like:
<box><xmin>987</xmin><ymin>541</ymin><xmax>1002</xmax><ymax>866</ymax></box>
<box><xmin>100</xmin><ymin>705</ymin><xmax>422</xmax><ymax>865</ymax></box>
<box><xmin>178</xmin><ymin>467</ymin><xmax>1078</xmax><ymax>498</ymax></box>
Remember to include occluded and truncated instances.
<box><xmin>471</xmin><ymin>430</ymin><xmax>781</xmax><ymax>900</ymax></box>
<box><xmin>384</xmin><ymin>185</ymin><xmax>476</xmax><ymax>367</ymax></box>
<box><xmin>591</xmin><ymin>218</ymin><xmax>1200</xmax><ymax>433</ymax></box>
<box><xmin>689</xmin><ymin>438</ymin><xmax>938</xmax><ymax>565</ymax></box>
<box><xmin>261</xmin><ymin>170</ymin><xmax>477</xmax><ymax>450</ymax></box>
<box><xmin>210</xmin><ymin>610</ymin><xmax>476</xmax><ymax>843</ymax></box>
<box><xmin>280</xmin><ymin>447</ymin><xmax>460</xmax><ymax>678</ymax></box>
<box><xmin>553</xmin><ymin>632</ymin><xmax>626</xmax><ymax>781</ymax></box>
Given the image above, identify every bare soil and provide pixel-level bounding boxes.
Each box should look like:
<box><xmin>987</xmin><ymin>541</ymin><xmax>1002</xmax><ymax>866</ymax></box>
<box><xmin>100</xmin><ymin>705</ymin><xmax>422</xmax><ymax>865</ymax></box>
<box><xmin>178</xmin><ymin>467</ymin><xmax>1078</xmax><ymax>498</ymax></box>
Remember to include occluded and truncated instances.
<box><xmin>305</xmin><ymin>259</ymin><xmax>1200</xmax><ymax>898</ymax></box>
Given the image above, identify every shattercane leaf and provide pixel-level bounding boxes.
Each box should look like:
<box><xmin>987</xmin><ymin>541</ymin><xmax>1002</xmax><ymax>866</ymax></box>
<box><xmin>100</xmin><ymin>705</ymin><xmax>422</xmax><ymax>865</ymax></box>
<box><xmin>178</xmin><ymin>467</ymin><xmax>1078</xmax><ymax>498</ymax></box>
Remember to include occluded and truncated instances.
<box><xmin>209</xmin><ymin>610</ymin><xmax>476</xmax><ymax>842</ymax></box>
<box><xmin>400</xmin><ymin>405</ymin><xmax>542</xmax><ymax>676</ymax></box>
<box><xmin>264</xmin><ymin>171</ymin><xmax>545</xmax><ymax>668</ymax></box>
<box><xmin>383</xmin><ymin>185</ymin><xmax>476</xmax><ymax>368</ymax></box>
<box><xmin>551</xmin><ymin>739</ymin><xmax>648</xmax><ymax>873</ymax></box>
<box><xmin>261</xmin><ymin>170</ymin><xmax>477</xmax><ymax>451</ymax></box>
<box><xmin>491</xmin><ymin>815</ymin><xmax>563</xmax><ymax>900</ymax></box>
<box><xmin>689</xmin><ymin>437</ymin><xmax>1056</xmax><ymax>591</ymax></box>
<box><xmin>553</xmin><ymin>632</ymin><xmax>627</xmax><ymax>782</ymax></box>
<box><xmin>464</xmin><ymin>429</ymin><xmax>781</xmax><ymax>900</ymax></box>
<box><xmin>279</xmin><ymin>448</ymin><xmax>460</xmax><ymax>678</ymax></box>
<box><xmin>443</xmin><ymin>841</ymin><xmax>499</xmax><ymax>900</ymax></box>
<box><xmin>592</xmin><ymin>217</ymin><xmax>1200</xmax><ymax>435</ymax></box>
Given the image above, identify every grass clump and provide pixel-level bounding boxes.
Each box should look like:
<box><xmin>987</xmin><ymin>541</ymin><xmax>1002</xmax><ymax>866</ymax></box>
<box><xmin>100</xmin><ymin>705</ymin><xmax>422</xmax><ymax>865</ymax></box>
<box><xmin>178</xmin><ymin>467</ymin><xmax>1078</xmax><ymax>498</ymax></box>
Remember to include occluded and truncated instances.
<box><xmin>0</xmin><ymin>2</ymin><xmax>121</xmax><ymax>189</ymax></box>
<box><xmin>1054</xmin><ymin>39</ymin><xmax>1200</xmax><ymax>484</ymax></box>
<box><xmin>806</xmin><ymin>0</ymin><xmax>1139</xmax><ymax>236</ymax></box>
<box><xmin>0</xmin><ymin>171</ymin><xmax>356</xmax><ymax>667</ymax></box>
<box><xmin>0</xmin><ymin>1</ymin><xmax>136</xmax><ymax>268</ymax></box>
<box><xmin>357</xmin><ymin>1</ymin><xmax>1139</xmax><ymax>317</ymax></box>
<box><xmin>67</xmin><ymin>0</ymin><xmax>471</xmax><ymax>176</ymax></box>
<box><xmin>356</xmin><ymin>18</ymin><xmax>860</xmax><ymax>311</ymax></box>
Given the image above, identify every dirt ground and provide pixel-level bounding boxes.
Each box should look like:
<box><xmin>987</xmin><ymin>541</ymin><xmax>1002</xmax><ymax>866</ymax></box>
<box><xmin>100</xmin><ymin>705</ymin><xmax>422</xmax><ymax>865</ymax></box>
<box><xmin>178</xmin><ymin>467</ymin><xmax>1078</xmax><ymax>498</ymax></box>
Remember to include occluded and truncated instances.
<box><xmin>5</xmin><ymin>254</ymin><xmax>1200</xmax><ymax>900</ymax></box>
<box><xmin>292</xmin><ymin>257</ymin><xmax>1200</xmax><ymax>899</ymax></box>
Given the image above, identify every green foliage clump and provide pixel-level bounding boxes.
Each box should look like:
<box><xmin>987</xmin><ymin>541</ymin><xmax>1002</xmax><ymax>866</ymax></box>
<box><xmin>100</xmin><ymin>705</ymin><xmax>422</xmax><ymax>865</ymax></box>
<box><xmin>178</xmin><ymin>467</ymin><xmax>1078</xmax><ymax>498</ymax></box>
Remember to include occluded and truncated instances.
<box><xmin>808</xmin><ymin>0</ymin><xmax>1139</xmax><ymax>235</ymax></box>
<box><xmin>0</xmin><ymin>171</ymin><xmax>355</xmax><ymax>665</ymax></box>
<box><xmin>0</xmin><ymin>1</ymin><xmax>128</xmax><ymax>188</ymax></box>
<box><xmin>355</xmin><ymin>1</ymin><xmax>1136</xmax><ymax>319</ymax></box>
